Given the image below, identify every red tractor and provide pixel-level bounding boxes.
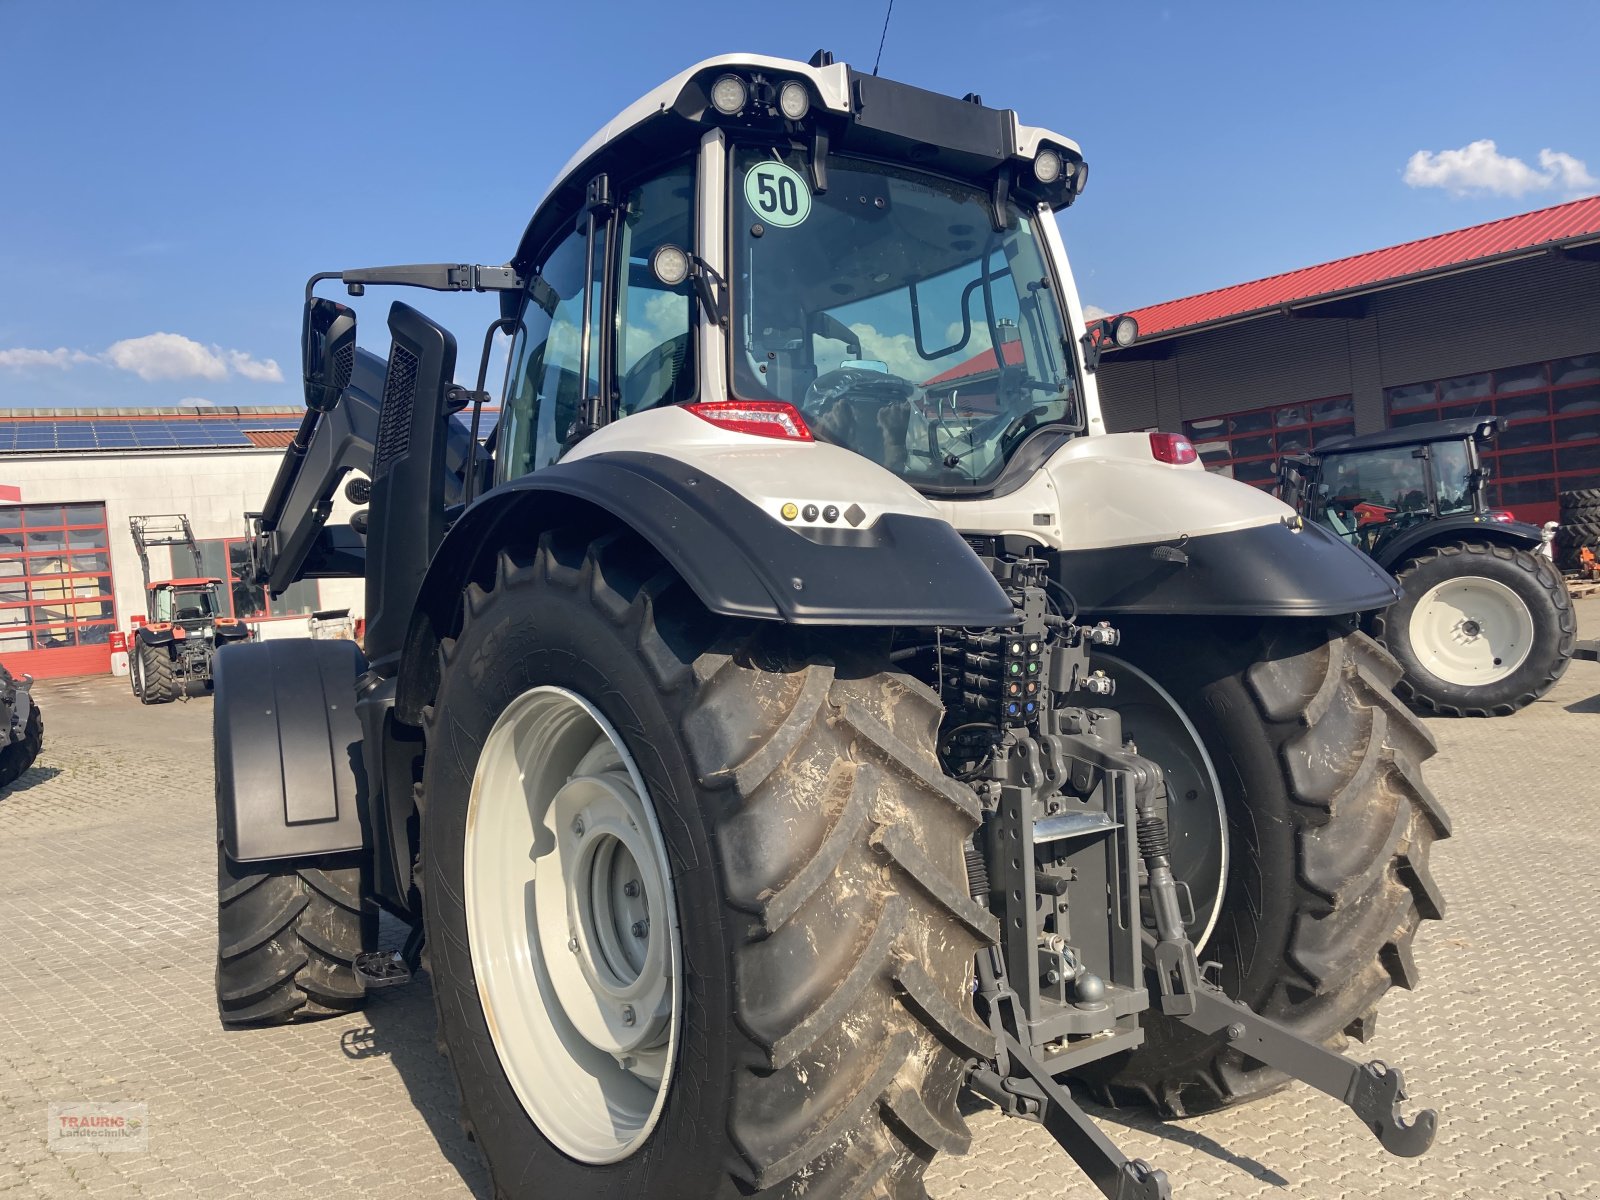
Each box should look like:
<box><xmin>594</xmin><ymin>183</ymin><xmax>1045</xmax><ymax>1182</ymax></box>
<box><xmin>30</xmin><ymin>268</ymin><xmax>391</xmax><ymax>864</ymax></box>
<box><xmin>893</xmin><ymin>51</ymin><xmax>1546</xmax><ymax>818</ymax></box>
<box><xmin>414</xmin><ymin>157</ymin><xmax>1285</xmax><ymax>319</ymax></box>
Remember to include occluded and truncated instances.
<box><xmin>128</xmin><ymin>515</ymin><xmax>251</xmax><ymax>703</ymax></box>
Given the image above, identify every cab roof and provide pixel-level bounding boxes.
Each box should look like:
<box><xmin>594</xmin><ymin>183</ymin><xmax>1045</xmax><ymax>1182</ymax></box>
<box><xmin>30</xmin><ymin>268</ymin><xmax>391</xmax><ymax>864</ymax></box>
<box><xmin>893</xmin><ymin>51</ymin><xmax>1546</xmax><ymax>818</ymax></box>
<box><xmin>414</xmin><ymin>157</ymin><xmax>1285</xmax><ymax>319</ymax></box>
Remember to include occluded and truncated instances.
<box><xmin>151</xmin><ymin>577</ymin><xmax>221</xmax><ymax>589</ymax></box>
<box><xmin>515</xmin><ymin>52</ymin><xmax>1084</xmax><ymax>269</ymax></box>
<box><xmin>1314</xmin><ymin>416</ymin><xmax>1498</xmax><ymax>456</ymax></box>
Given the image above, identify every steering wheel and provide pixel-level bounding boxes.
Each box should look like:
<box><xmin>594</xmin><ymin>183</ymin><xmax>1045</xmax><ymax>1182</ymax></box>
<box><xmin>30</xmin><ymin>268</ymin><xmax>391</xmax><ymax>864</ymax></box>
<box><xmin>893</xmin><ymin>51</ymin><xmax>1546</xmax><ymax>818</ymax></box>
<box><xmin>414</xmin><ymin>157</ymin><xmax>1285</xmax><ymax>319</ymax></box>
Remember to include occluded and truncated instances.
<box><xmin>801</xmin><ymin>365</ymin><xmax>916</xmax><ymax>416</ymax></box>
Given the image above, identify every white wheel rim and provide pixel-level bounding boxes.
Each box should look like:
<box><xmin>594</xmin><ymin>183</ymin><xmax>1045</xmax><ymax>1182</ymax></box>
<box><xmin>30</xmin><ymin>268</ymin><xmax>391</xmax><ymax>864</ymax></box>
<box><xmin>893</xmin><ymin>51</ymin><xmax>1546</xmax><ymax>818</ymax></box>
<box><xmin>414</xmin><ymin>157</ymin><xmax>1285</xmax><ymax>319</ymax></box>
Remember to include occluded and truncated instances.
<box><xmin>464</xmin><ymin>686</ymin><xmax>681</xmax><ymax>1164</ymax></box>
<box><xmin>1407</xmin><ymin>576</ymin><xmax>1533</xmax><ymax>687</ymax></box>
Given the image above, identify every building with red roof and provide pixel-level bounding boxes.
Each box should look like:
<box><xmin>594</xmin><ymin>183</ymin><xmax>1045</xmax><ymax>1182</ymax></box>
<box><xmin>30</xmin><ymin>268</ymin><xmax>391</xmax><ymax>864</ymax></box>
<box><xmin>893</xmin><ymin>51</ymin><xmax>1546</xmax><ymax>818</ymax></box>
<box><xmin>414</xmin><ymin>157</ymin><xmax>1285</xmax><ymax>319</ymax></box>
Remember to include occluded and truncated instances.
<box><xmin>1098</xmin><ymin>197</ymin><xmax>1600</xmax><ymax>524</ymax></box>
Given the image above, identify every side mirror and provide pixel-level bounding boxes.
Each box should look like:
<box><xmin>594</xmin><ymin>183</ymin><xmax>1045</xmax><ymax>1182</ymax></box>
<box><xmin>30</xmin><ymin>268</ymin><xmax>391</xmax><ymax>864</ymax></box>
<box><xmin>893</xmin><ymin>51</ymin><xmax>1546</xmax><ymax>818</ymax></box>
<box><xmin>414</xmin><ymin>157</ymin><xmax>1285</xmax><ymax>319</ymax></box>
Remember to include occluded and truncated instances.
<box><xmin>302</xmin><ymin>297</ymin><xmax>357</xmax><ymax>413</ymax></box>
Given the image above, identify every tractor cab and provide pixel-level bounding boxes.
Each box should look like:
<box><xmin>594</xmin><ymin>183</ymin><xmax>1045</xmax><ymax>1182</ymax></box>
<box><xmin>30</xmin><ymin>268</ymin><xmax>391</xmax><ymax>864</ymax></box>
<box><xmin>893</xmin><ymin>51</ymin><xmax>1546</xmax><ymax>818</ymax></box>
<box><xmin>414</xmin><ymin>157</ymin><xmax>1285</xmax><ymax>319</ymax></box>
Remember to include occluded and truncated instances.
<box><xmin>150</xmin><ymin>578</ymin><xmax>224</xmax><ymax>629</ymax></box>
<box><xmin>1280</xmin><ymin>416</ymin><xmax>1528</xmax><ymax>564</ymax></box>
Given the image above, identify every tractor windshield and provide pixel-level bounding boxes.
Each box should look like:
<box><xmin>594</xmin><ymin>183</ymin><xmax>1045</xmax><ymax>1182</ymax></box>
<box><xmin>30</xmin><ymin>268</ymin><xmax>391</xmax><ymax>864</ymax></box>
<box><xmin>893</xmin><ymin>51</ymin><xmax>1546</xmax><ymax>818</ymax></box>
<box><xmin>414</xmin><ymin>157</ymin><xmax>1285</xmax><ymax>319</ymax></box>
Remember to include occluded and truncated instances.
<box><xmin>729</xmin><ymin>147</ymin><xmax>1078</xmax><ymax>491</ymax></box>
<box><xmin>155</xmin><ymin>587</ymin><xmax>215</xmax><ymax>624</ymax></box>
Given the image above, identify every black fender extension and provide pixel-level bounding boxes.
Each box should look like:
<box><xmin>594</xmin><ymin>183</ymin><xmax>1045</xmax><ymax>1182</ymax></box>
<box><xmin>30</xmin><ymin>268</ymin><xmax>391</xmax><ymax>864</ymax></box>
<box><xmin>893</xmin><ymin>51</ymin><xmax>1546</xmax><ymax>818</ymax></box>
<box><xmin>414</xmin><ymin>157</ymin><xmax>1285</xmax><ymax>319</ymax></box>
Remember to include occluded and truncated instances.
<box><xmin>396</xmin><ymin>449</ymin><xmax>1015</xmax><ymax>721</ymax></box>
<box><xmin>214</xmin><ymin>639</ymin><xmax>370</xmax><ymax>863</ymax></box>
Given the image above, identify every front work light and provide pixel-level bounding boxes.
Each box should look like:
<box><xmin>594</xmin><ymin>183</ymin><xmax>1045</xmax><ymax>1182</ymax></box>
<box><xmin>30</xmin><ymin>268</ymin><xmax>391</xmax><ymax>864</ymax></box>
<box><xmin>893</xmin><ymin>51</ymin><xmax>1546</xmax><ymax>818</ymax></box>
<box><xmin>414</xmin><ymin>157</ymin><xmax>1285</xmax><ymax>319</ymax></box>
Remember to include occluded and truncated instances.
<box><xmin>778</xmin><ymin>80</ymin><xmax>810</xmax><ymax>120</ymax></box>
<box><xmin>1110</xmin><ymin>315</ymin><xmax>1138</xmax><ymax>347</ymax></box>
<box><xmin>710</xmin><ymin>74</ymin><xmax>748</xmax><ymax>115</ymax></box>
<box><xmin>1034</xmin><ymin>148</ymin><xmax>1063</xmax><ymax>184</ymax></box>
<box><xmin>651</xmin><ymin>244</ymin><xmax>690</xmax><ymax>287</ymax></box>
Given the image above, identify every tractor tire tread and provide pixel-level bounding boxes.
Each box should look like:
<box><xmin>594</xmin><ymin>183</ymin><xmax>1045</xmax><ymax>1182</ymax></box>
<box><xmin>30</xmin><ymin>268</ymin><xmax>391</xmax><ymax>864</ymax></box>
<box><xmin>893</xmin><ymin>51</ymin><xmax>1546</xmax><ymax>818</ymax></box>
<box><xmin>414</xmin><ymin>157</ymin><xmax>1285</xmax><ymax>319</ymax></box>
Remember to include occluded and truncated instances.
<box><xmin>215</xmin><ymin>846</ymin><xmax>375</xmax><ymax>1026</ymax></box>
<box><xmin>0</xmin><ymin>706</ymin><xmax>43</xmax><ymax>789</ymax></box>
<box><xmin>1080</xmin><ymin>622</ymin><xmax>1446</xmax><ymax>1119</ymax></box>
<box><xmin>428</xmin><ymin>527</ymin><xmax>989</xmax><ymax>1200</ymax></box>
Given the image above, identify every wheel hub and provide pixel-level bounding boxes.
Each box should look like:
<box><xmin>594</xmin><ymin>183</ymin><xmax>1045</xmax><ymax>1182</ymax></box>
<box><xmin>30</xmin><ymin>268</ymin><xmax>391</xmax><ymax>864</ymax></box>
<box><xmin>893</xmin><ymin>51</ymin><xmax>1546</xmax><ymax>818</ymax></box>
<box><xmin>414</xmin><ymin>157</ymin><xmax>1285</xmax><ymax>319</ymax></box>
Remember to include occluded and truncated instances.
<box><xmin>464</xmin><ymin>686</ymin><xmax>681</xmax><ymax>1164</ymax></box>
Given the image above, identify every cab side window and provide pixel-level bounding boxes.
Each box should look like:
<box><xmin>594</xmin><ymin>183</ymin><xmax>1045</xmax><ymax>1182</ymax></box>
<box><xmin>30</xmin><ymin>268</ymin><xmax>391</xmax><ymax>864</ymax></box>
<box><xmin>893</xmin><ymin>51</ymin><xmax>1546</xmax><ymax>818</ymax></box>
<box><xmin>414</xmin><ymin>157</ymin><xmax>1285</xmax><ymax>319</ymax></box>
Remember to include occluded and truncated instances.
<box><xmin>615</xmin><ymin>162</ymin><xmax>696</xmax><ymax>417</ymax></box>
<box><xmin>498</xmin><ymin>226</ymin><xmax>605</xmax><ymax>482</ymax></box>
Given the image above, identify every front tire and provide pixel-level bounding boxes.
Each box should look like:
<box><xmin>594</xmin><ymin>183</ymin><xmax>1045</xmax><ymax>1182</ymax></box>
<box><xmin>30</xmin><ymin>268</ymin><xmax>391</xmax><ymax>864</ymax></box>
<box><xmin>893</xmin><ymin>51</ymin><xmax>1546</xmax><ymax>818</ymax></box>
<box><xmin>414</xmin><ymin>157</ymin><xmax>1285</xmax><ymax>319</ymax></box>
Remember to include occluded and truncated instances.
<box><xmin>1373</xmin><ymin>541</ymin><xmax>1575</xmax><ymax>716</ymax></box>
<box><xmin>421</xmin><ymin>527</ymin><xmax>992</xmax><ymax>1199</ymax></box>
<box><xmin>1079</xmin><ymin>620</ymin><xmax>1449</xmax><ymax>1117</ymax></box>
<box><xmin>214</xmin><ymin>845</ymin><xmax>375</xmax><ymax>1025</ymax></box>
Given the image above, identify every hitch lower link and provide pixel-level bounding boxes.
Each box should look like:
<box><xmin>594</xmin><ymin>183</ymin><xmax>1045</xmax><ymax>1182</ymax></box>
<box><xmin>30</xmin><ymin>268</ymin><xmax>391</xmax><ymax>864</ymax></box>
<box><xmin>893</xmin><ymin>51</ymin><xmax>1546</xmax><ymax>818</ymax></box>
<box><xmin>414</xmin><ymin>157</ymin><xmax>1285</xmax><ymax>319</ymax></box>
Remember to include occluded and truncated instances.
<box><xmin>986</xmin><ymin>765</ymin><xmax>1435</xmax><ymax>1200</ymax></box>
<box><xmin>1141</xmin><ymin>790</ymin><xmax>1437</xmax><ymax>1160</ymax></box>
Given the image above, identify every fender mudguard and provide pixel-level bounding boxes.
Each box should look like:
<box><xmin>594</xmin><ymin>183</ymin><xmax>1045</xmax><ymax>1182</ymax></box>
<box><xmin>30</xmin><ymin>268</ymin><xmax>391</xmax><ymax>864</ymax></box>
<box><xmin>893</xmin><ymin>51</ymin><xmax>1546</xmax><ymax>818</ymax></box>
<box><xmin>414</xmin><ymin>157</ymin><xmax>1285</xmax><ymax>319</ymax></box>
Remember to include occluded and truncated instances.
<box><xmin>412</xmin><ymin>447</ymin><xmax>1013</xmax><ymax>627</ymax></box>
<box><xmin>214</xmin><ymin>638</ymin><xmax>369</xmax><ymax>863</ymax></box>
<box><xmin>1053</xmin><ymin>518</ymin><xmax>1402</xmax><ymax>618</ymax></box>
<box><xmin>1367</xmin><ymin>515</ymin><xmax>1544</xmax><ymax>572</ymax></box>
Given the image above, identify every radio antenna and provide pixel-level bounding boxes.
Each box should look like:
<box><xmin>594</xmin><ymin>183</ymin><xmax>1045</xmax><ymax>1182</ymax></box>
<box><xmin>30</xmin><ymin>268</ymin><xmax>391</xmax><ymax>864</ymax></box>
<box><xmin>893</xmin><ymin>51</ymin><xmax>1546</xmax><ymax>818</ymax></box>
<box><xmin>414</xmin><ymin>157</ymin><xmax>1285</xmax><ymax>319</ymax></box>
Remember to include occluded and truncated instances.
<box><xmin>872</xmin><ymin>0</ymin><xmax>895</xmax><ymax>76</ymax></box>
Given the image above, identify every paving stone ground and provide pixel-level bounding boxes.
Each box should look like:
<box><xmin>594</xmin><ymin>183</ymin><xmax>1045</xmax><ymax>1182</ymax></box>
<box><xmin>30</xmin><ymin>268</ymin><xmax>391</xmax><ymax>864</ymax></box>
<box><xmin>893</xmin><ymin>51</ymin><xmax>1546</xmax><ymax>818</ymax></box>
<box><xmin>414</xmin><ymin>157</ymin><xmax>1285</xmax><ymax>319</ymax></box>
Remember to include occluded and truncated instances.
<box><xmin>2</xmin><ymin>602</ymin><xmax>1598</xmax><ymax>1200</ymax></box>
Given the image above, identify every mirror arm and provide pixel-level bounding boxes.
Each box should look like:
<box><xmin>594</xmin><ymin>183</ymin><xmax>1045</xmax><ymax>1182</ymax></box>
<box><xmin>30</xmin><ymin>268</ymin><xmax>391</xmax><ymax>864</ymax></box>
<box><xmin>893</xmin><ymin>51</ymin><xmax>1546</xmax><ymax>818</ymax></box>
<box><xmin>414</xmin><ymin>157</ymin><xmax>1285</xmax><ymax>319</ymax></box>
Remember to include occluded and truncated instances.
<box><xmin>305</xmin><ymin>264</ymin><xmax>525</xmax><ymax>301</ymax></box>
<box><xmin>691</xmin><ymin>258</ymin><xmax>728</xmax><ymax>328</ymax></box>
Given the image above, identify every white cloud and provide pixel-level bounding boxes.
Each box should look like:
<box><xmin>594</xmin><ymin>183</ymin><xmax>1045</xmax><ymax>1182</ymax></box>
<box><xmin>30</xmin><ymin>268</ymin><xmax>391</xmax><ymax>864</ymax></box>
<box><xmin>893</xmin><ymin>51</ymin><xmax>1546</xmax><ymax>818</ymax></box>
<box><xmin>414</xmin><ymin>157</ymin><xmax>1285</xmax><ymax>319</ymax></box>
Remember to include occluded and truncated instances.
<box><xmin>1082</xmin><ymin>303</ymin><xmax>1111</xmax><ymax>320</ymax></box>
<box><xmin>0</xmin><ymin>331</ymin><xmax>284</xmax><ymax>383</ymax></box>
<box><xmin>0</xmin><ymin>347</ymin><xmax>91</xmax><ymax>369</ymax></box>
<box><xmin>1538</xmin><ymin>148</ymin><xmax>1598</xmax><ymax>193</ymax></box>
<box><xmin>178</xmin><ymin>397</ymin><xmax>215</xmax><ymax>407</ymax></box>
<box><xmin>1403</xmin><ymin>139</ymin><xmax>1597</xmax><ymax>198</ymax></box>
<box><xmin>226</xmin><ymin>349</ymin><xmax>283</xmax><ymax>382</ymax></box>
<box><xmin>104</xmin><ymin>332</ymin><xmax>227</xmax><ymax>381</ymax></box>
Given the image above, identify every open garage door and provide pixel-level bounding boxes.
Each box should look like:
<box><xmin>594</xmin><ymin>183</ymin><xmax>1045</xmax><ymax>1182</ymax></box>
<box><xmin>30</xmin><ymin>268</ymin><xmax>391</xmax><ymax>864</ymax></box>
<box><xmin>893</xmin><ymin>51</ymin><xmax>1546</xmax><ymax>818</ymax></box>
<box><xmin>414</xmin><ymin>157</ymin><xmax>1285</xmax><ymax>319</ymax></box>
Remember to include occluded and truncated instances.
<box><xmin>0</xmin><ymin>502</ymin><xmax>117</xmax><ymax>679</ymax></box>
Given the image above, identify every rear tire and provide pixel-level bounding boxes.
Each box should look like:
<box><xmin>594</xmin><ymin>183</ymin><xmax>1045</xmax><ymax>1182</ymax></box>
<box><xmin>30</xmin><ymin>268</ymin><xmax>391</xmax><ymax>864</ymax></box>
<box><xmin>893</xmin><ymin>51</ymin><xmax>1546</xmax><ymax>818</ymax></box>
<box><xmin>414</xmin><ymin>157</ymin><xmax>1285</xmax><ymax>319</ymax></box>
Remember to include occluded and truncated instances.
<box><xmin>1373</xmin><ymin>541</ymin><xmax>1575</xmax><ymax>716</ymax></box>
<box><xmin>421</xmin><ymin>527</ymin><xmax>992</xmax><ymax>1199</ymax></box>
<box><xmin>1077</xmin><ymin>620</ymin><xmax>1448</xmax><ymax>1117</ymax></box>
<box><xmin>0</xmin><ymin>706</ymin><xmax>43</xmax><ymax>788</ymax></box>
<box><xmin>137</xmin><ymin>641</ymin><xmax>178</xmax><ymax>705</ymax></box>
<box><xmin>215</xmin><ymin>844</ymin><xmax>375</xmax><ymax>1025</ymax></box>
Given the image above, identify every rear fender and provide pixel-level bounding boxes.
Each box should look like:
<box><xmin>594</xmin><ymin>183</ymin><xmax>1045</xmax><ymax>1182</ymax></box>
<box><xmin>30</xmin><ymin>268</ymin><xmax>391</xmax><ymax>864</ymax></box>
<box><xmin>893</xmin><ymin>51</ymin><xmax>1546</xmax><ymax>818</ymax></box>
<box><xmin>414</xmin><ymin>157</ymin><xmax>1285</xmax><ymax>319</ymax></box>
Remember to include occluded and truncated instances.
<box><xmin>396</xmin><ymin>411</ymin><xmax>1014</xmax><ymax>722</ymax></box>
<box><xmin>1369</xmin><ymin>515</ymin><xmax>1545</xmax><ymax>572</ymax></box>
<box><xmin>931</xmin><ymin>435</ymin><xmax>1401</xmax><ymax>617</ymax></box>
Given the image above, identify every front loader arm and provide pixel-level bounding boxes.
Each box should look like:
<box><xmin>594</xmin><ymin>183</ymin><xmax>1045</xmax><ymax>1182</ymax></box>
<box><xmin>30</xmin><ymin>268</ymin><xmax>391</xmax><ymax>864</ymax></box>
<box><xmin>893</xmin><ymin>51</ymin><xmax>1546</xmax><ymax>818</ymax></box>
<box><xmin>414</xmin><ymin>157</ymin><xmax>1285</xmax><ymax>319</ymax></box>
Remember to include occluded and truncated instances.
<box><xmin>253</xmin><ymin>348</ymin><xmax>383</xmax><ymax>593</ymax></box>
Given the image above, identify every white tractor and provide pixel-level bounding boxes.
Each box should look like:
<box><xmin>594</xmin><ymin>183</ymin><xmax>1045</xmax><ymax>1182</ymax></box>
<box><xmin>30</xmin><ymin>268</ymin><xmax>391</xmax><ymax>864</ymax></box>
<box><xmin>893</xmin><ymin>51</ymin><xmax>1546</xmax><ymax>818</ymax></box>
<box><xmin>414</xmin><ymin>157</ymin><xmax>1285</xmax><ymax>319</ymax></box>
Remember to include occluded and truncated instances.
<box><xmin>214</xmin><ymin>51</ymin><xmax>1448</xmax><ymax>1199</ymax></box>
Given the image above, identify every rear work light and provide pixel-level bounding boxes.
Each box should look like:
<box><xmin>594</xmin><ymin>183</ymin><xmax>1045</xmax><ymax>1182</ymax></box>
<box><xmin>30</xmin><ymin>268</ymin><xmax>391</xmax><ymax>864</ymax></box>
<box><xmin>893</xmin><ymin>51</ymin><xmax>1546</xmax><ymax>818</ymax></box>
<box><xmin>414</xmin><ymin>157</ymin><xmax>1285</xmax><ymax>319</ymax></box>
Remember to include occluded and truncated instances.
<box><xmin>687</xmin><ymin>400</ymin><xmax>814</xmax><ymax>441</ymax></box>
<box><xmin>1148</xmin><ymin>432</ymin><xmax>1198</xmax><ymax>465</ymax></box>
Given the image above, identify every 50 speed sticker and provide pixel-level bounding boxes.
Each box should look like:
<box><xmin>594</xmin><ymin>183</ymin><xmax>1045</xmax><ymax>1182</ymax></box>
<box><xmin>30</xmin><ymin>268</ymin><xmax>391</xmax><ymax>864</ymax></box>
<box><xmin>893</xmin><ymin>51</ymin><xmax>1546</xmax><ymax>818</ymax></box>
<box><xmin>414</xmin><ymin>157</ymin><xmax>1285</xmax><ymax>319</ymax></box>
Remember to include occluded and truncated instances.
<box><xmin>744</xmin><ymin>161</ymin><xmax>811</xmax><ymax>228</ymax></box>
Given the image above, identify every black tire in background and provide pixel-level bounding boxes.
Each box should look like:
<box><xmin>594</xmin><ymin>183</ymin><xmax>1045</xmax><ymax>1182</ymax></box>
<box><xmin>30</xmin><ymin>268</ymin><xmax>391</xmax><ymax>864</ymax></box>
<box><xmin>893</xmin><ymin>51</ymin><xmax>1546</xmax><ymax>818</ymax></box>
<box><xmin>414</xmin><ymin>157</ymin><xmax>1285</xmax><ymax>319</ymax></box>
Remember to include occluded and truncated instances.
<box><xmin>1372</xmin><ymin>541</ymin><xmax>1576</xmax><ymax>717</ymax></box>
<box><xmin>1076</xmin><ymin>619</ymin><xmax>1448</xmax><ymax>1117</ymax></box>
<box><xmin>137</xmin><ymin>640</ymin><xmax>178</xmax><ymax>705</ymax></box>
<box><xmin>421</xmin><ymin>527</ymin><xmax>992</xmax><ymax>1200</ymax></box>
<box><xmin>215</xmin><ymin>844</ymin><xmax>375</xmax><ymax>1025</ymax></box>
<box><xmin>0</xmin><ymin>705</ymin><xmax>43</xmax><ymax>789</ymax></box>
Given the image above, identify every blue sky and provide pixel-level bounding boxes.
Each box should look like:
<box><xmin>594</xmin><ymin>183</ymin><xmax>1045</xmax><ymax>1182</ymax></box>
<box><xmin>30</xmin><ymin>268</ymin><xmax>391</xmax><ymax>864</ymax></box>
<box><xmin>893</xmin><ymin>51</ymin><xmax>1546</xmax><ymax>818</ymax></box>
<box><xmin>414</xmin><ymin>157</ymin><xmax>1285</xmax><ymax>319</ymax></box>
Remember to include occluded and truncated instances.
<box><xmin>2</xmin><ymin>1</ymin><xmax>1596</xmax><ymax>409</ymax></box>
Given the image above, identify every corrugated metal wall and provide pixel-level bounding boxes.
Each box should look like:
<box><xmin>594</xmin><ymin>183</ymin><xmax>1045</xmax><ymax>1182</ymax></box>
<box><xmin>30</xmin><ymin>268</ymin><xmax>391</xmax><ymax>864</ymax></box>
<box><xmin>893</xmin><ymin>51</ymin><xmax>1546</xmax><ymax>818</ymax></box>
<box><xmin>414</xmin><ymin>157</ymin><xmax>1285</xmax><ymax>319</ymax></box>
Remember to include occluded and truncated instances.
<box><xmin>1098</xmin><ymin>253</ymin><xmax>1600</xmax><ymax>433</ymax></box>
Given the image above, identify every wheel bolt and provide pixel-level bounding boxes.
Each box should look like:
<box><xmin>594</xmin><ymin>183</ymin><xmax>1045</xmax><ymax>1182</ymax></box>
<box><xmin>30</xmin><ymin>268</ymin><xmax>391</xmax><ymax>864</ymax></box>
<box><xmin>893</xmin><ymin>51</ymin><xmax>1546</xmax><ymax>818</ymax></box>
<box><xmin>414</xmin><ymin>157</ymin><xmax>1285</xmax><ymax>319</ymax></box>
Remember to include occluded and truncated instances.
<box><xmin>631</xmin><ymin>919</ymin><xmax>649</xmax><ymax>939</ymax></box>
<box><xmin>567</xmin><ymin>936</ymin><xmax>579</xmax><ymax>953</ymax></box>
<box><xmin>573</xmin><ymin>817</ymin><xmax>586</xmax><ymax>837</ymax></box>
<box><xmin>623</xmin><ymin>880</ymin><xmax>640</xmax><ymax>898</ymax></box>
<box><xmin>621</xmin><ymin>1005</ymin><xmax>636</xmax><ymax>1026</ymax></box>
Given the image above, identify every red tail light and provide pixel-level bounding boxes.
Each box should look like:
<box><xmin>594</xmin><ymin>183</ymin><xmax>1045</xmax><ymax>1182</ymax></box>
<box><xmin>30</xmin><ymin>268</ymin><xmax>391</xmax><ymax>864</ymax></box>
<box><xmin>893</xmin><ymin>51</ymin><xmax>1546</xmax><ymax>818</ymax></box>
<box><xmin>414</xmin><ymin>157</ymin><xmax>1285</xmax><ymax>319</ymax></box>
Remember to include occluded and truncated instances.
<box><xmin>687</xmin><ymin>401</ymin><xmax>813</xmax><ymax>441</ymax></box>
<box><xmin>1488</xmin><ymin>510</ymin><xmax>1515</xmax><ymax>523</ymax></box>
<box><xmin>1149</xmin><ymin>432</ymin><xmax>1197</xmax><ymax>465</ymax></box>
